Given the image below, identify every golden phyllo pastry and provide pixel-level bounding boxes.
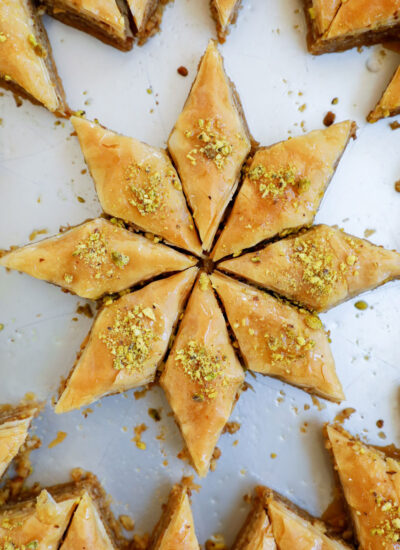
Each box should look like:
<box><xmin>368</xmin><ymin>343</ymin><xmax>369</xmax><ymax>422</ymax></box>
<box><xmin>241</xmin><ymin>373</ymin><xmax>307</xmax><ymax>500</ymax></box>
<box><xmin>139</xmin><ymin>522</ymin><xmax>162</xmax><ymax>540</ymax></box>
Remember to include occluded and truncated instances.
<box><xmin>211</xmin><ymin>272</ymin><xmax>343</xmax><ymax>402</ymax></box>
<box><xmin>305</xmin><ymin>0</ymin><xmax>400</xmax><ymax>54</ymax></box>
<box><xmin>210</xmin><ymin>0</ymin><xmax>243</xmax><ymax>42</ymax></box>
<box><xmin>212</xmin><ymin>121</ymin><xmax>356</xmax><ymax>261</ymax></box>
<box><xmin>38</xmin><ymin>0</ymin><xmax>133</xmax><ymax>50</ymax></box>
<box><xmin>168</xmin><ymin>39</ymin><xmax>251</xmax><ymax>251</ymax></box>
<box><xmin>160</xmin><ymin>273</ymin><xmax>244</xmax><ymax>477</ymax></box>
<box><xmin>148</xmin><ymin>480</ymin><xmax>200</xmax><ymax>550</ymax></box>
<box><xmin>0</xmin><ymin>0</ymin><xmax>68</xmax><ymax>114</ymax></box>
<box><xmin>0</xmin><ymin>403</ymin><xmax>41</xmax><ymax>480</ymax></box>
<box><xmin>55</xmin><ymin>268</ymin><xmax>198</xmax><ymax>413</ymax></box>
<box><xmin>127</xmin><ymin>0</ymin><xmax>170</xmax><ymax>43</ymax></box>
<box><xmin>0</xmin><ymin>218</ymin><xmax>196</xmax><ymax>300</ymax></box>
<box><xmin>219</xmin><ymin>224</ymin><xmax>400</xmax><ymax>312</ymax></box>
<box><xmin>368</xmin><ymin>65</ymin><xmax>400</xmax><ymax>122</ymax></box>
<box><xmin>60</xmin><ymin>492</ymin><xmax>116</xmax><ymax>549</ymax></box>
<box><xmin>326</xmin><ymin>424</ymin><xmax>400</xmax><ymax>550</ymax></box>
<box><xmin>0</xmin><ymin>488</ymin><xmax>78</xmax><ymax>549</ymax></box>
<box><xmin>232</xmin><ymin>487</ymin><xmax>276</xmax><ymax>550</ymax></box>
<box><xmin>71</xmin><ymin>116</ymin><xmax>202</xmax><ymax>256</ymax></box>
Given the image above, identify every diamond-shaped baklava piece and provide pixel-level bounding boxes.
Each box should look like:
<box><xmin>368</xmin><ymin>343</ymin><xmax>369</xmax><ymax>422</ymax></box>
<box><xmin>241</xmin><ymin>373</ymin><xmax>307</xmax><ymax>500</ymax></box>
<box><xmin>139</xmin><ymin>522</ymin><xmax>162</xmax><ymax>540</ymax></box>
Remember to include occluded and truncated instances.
<box><xmin>160</xmin><ymin>272</ymin><xmax>244</xmax><ymax>477</ymax></box>
<box><xmin>211</xmin><ymin>272</ymin><xmax>343</xmax><ymax>402</ymax></box>
<box><xmin>232</xmin><ymin>487</ymin><xmax>276</xmax><ymax>550</ymax></box>
<box><xmin>168</xmin><ymin>39</ymin><xmax>251</xmax><ymax>251</ymax></box>
<box><xmin>305</xmin><ymin>0</ymin><xmax>400</xmax><ymax>54</ymax></box>
<box><xmin>71</xmin><ymin>116</ymin><xmax>202</xmax><ymax>256</ymax></box>
<box><xmin>38</xmin><ymin>0</ymin><xmax>133</xmax><ymax>50</ymax></box>
<box><xmin>326</xmin><ymin>424</ymin><xmax>400</xmax><ymax>550</ymax></box>
<box><xmin>0</xmin><ymin>218</ymin><xmax>196</xmax><ymax>300</ymax></box>
<box><xmin>266</xmin><ymin>491</ymin><xmax>352</xmax><ymax>550</ymax></box>
<box><xmin>219</xmin><ymin>224</ymin><xmax>400</xmax><ymax>312</ymax></box>
<box><xmin>210</xmin><ymin>0</ymin><xmax>243</xmax><ymax>42</ymax></box>
<box><xmin>55</xmin><ymin>267</ymin><xmax>197</xmax><ymax>413</ymax></box>
<box><xmin>0</xmin><ymin>402</ymin><xmax>41</xmax><ymax>480</ymax></box>
<box><xmin>60</xmin><ymin>491</ymin><xmax>117</xmax><ymax>549</ymax></box>
<box><xmin>0</xmin><ymin>0</ymin><xmax>68</xmax><ymax>114</ymax></box>
<box><xmin>0</xmin><ymin>488</ymin><xmax>78</xmax><ymax>548</ymax></box>
<box><xmin>212</xmin><ymin>121</ymin><xmax>356</xmax><ymax>260</ymax></box>
<box><xmin>148</xmin><ymin>480</ymin><xmax>200</xmax><ymax>550</ymax></box>
<box><xmin>368</xmin><ymin>65</ymin><xmax>400</xmax><ymax>123</ymax></box>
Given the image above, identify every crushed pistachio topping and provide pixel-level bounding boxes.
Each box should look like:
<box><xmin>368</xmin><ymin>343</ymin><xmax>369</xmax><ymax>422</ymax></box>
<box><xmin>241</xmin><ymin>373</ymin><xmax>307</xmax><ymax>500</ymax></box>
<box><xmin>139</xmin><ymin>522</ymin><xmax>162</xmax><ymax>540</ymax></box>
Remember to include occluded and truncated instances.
<box><xmin>185</xmin><ymin>118</ymin><xmax>233</xmax><ymax>170</ymax></box>
<box><xmin>293</xmin><ymin>235</ymin><xmax>338</xmax><ymax>295</ymax></box>
<box><xmin>0</xmin><ymin>541</ymin><xmax>39</xmax><ymax>549</ymax></box>
<box><xmin>125</xmin><ymin>163</ymin><xmax>170</xmax><ymax>215</ymax></box>
<box><xmin>248</xmin><ymin>164</ymin><xmax>311</xmax><ymax>199</ymax></box>
<box><xmin>199</xmin><ymin>273</ymin><xmax>209</xmax><ymax>291</ymax></box>
<box><xmin>27</xmin><ymin>34</ymin><xmax>46</xmax><ymax>57</ymax></box>
<box><xmin>370</xmin><ymin>493</ymin><xmax>400</xmax><ymax>543</ymax></box>
<box><xmin>64</xmin><ymin>273</ymin><xmax>73</xmax><ymax>284</ymax></box>
<box><xmin>72</xmin><ymin>229</ymin><xmax>119</xmax><ymax>278</ymax></box>
<box><xmin>100</xmin><ymin>305</ymin><xmax>157</xmax><ymax>372</ymax></box>
<box><xmin>304</xmin><ymin>314</ymin><xmax>323</xmax><ymax>330</ymax></box>
<box><xmin>175</xmin><ymin>340</ymin><xmax>227</xmax><ymax>400</ymax></box>
<box><xmin>111</xmin><ymin>250</ymin><xmax>130</xmax><ymax>268</ymax></box>
<box><xmin>0</xmin><ymin>33</ymin><xmax>7</xmax><ymax>43</ymax></box>
<box><xmin>265</xmin><ymin>324</ymin><xmax>315</xmax><ymax>368</ymax></box>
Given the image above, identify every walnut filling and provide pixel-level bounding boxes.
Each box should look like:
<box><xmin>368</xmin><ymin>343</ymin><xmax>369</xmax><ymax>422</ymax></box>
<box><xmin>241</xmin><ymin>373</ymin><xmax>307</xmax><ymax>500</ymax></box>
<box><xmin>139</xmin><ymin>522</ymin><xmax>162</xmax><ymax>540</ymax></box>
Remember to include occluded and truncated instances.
<box><xmin>99</xmin><ymin>305</ymin><xmax>157</xmax><ymax>372</ymax></box>
<box><xmin>248</xmin><ymin>164</ymin><xmax>311</xmax><ymax>199</ymax></box>
<box><xmin>175</xmin><ymin>340</ymin><xmax>227</xmax><ymax>400</ymax></box>
<box><xmin>185</xmin><ymin>118</ymin><xmax>233</xmax><ymax>170</ymax></box>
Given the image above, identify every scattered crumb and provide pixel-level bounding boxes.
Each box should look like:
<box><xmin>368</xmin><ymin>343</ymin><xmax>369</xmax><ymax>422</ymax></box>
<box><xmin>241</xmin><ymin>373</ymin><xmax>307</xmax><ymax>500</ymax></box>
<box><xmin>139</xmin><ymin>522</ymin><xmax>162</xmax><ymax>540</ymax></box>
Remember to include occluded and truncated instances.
<box><xmin>376</xmin><ymin>419</ymin><xmax>384</xmax><ymax>429</ymax></box>
<box><xmin>300</xmin><ymin>422</ymin><xmax>308</xmax><ymax>433</ymax></box>
<box><xmin>210</xmin><ymin>447</ymin><xmax>221</xmax><ymax>472</ymax></box>
<box><xmin>82</xmin><ymin>407</ymin><xmax>93</xmax><ymax>418</ymax></box>
<box><xmin>76</xmin><ymin>303</ymin><xmax>93</xmax><ymax>318</ymax></box>
<box><xmin>390</xmin><ymin>120</ymin><xmax>400</xmax><ymax>130</ymax></box>
<box><xmin>323</xmin><ymin>111</ymin><xmax>336</xmax><ymax>127</ymax></box>
<box><xmin>29</xmin><ymin>228</ymin><xmax>48</xmax><ymax>241</ymax></box>
<box><xmin>304</xmin><ymin>404</ymin><xmax>310</xmax><ymax>411</ymax></box>
<box><xmin>81</xmin><ymin>169</ymin><xmax>87</xmax><ymax>174</ymax></box>
<box><xmin>395</xmin><ymin>180</ymin><xmax>400</xmax><ymax>193</ymax></box>
<box><xmin>77</xmin><ymin>196</ymin><xmax>86</xmax><ymax>203</ymax></box>
<box><xmin>222</xmin><ymin>421</ymin><xmax>241</xmax><ymax>435</ymax></box>
<box><xmin>177</xmin><ymin>65</ymin><xmax>188</xmax><ymax>77</ymax></box>
<box><xmin>148</xmin><ymin>408</ymin><xmax>161</xmax><ymax>422</ymax></box>
<box><xmin>331</xmin><ymin>97</ymin><xmax>339</xmax><ymax>105</ymax></box>
<box><xmin>0</xmin><ymin>324</ymin><xmax>4</xmax><ymax>331</ymax></box>
<box><xmin>354</xmin><ymin>300</ymin><xmax>368</xmax><ymax>311</ymax></box>
<box><xmin>132</xmin><ymin>424</ymin><xmax>147</xmax><ymax>450</ymax></box>
<box><xmin>119</xmin><ymin>515</ymin><xmax>135</xmax><ymax>531</ymax></box>
<box><xmin>270</xmin><ymin>453</ymin><xmax>277</xmax><ymax>459</ymax></box>
<box><xmin>146</xmin><ymin>87</ymin><xmax>153</xmax><ymax>94</ymax></box>
<box><xmin>182</xmin><ymin>475</ymin><xmax>201</xmax><ymax>493</ymax></box>
<box><xmin>311</xmin><ymin>395</ymin><xmax>326</xmax><ymax>411</ymax></box>
<box><xmin>364</xmin><ymin>228</ymin><xmax>376</xmax><ymax>238</ymax></box>
<box><xmin>378</xmin><ymin>431</ymin><xmax>387</xmax><ymax>440</ymax></box>
<box><xmin>70</xmin><ymin>467</ymin><xmax>85</xmax><ymax>481</ymax></box>
<box><xmin>334</xmin><ymin>408</ymin><xmax>356</xmax><ymax>425</ymax></box>
<box><xmin>177</xmin><ymin>447</ymin><xmax>191</xmax><ymax>464</ymax></box>
<box><xmin>13</xmin><ymin>93</ymin><xmax>23</xmax><ymax>107</ymax></box>
<box><xmin>298</xmin><ymin>103</ymin><xmax>306</xmax><ymax>112</ymax></box>
<box><xmin>48</xmin><ymin>431</ymin><xmax>67</xmax><ymax>449</ymax></box>
<box><xmin>205</xmin><ymin>534</ymin><xmax>227</xmax><ymax>550</ymax></box>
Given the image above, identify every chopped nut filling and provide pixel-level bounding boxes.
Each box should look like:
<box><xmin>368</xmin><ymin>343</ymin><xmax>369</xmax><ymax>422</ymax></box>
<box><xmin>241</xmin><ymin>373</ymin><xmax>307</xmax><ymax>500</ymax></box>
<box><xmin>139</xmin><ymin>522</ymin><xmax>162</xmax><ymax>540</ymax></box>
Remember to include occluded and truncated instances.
<box><xmin>100</xmin><ymin>305</ymin><xmax>157</xmax><ymax>372</ymax></box>
<box><xmin>185</xmin><ymin>118</ymin><xmax>233</xmax><ymax>170</ymax></box>
<box><xmin>175</xmin><ymin>340</ymin><xmax>227</xmax><ymax>400</ymax></box>
<box><xmin>248</xmin><ymin>164</ymin><xmax>311</xmax><ymax>199</ymax></box>
<box><xmin>265</xmin><ymin>323</ymin><xmax>315</xmax><ymax>368</ymax></box>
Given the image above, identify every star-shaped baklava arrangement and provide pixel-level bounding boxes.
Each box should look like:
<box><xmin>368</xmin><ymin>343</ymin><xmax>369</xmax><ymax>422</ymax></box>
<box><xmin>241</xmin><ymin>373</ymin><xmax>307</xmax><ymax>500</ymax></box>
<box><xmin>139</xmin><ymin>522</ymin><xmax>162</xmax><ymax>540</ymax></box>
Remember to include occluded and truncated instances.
<box><xmin>2</xmin><ymin>40</ymin><xmax>400</xmax><ymax>478</ymax></box>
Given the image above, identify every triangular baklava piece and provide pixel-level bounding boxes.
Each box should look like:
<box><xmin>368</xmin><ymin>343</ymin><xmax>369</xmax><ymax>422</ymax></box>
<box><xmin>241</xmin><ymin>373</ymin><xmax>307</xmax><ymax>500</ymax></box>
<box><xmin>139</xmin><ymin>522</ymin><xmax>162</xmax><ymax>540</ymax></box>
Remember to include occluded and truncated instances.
<box><xmin>232</xmin><ymin>487</ymin><xmax>276</xmax><ymax>550</ymax></box>
<box><xmin>71</xmin><ymin>117</ymin><xmax>202</xmax><ymax>256</ymax></box>
<box><xmin>266</xmin><ymin>490</ymin><xmax>352</xmax><ymax>550</ymax></box>
<box><xmin>0</xmin><ymin>0</ymin><xmax>68</xmax><ymax>114</ymax></box>
<box><xmin>368</xmin><ymin>65</ymin><xmax>400</xmax><ymax>123</ymax></box>
<box><xmin>219</xmin><ymin>224</ymin><xmax>400</xmax><ymax>312</ymax></box>
<box><xmin>0</xmin><ymin>218</ymin><xmax>197</xmax><ymax>300</ymax></box>
<box><xmin>127</xmin><ymin>0</ymin><xmax>170</xmax><ymax>44</ymax></box>
<box><xmin>212</xmin><ymin>121</ymin><xmax>356</xmax><ymax>261</ymax></box>
<box><xmin>55</xmin><ymin>267</ymin><xmax>197</xmax><ymax>413</ymax></box>
<box><xmin>168</xmin><ymin>40</ymin><xmax>251</xmax><ymax>251</ymax></box>
<box><xmin>211</xmin><ymin>272</ymin><xmax>343</xmax><ymax>402</ymax></box>
<box><xmin>0</xmin><ymin>487</ymin><xmax>78</xmax><ymax>548</ymax></box>
<box><xmin>148</xmin><ymin>480</ymin><xmax>200</xmax><ymax>550</ymax></box>
<box><xmin>160</xmin><ymin>272</ymin><xmax>244</xmax><ymax>476</ymax></box>
<box><xmin>0</xmin><ymin>402</ymin><xmax>41</xmax><ymax>479</ymax></box>
<box><xmin>38</xmin><ymin>0</ymin><xmax>133</xmax><ymax>50</ymax></box>
<box><xmin>60</xmin><ymin>491</ymin><xmax>117</xmax><ymax>549</ymax></box>
<box><xmin>326</xmin><ymin>424</ymin><xmax>400</xmax><ymax>549</ymax></box>
<box><xmin>210</xmin><ymin>0</ymin><xmax>243</xmax><ymax>43</ymax></box>
<box><xmin>306</xmin><ymin>0</ymin><xmax>400</xmax><ymax>54</ymax></box>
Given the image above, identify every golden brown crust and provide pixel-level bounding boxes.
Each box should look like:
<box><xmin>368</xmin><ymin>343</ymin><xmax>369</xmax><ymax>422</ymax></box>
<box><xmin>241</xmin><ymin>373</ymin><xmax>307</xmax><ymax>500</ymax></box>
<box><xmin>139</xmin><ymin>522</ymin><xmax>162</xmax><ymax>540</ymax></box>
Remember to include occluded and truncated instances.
<box><xmin>55</xmin><ymin>268</ymin><xmax>198</xmax><ymax>413</ymax></box>
<box><xmin>160</xmin><ymin>272</ymin><xmax>244</xmax><ymax>477</ymax></box>
<box><xmin>209</xmin><ymin>0</ymin><xmax>243</xmax><ymax>43</ymax></box>
<box><xmin>0</xmin><ymin>218</ymin><xmax>197</xmax><ymax>300</ymax></box>
<box><xmin>368</xmin><ymin>64</ymin><xmax>400</xmax><ymax>122</ymax></box>
<box><xmin>39</xmin><ymin>0</ymin><xmax>134</xmax><ymax>51</ymax></box>
<box><xmin>212</xmin><ymin>121</ymin><xmax>356</xmax><ymax>261</ymax></box>
<box><xmin>232</xmin><ymin>487</ymin><xmax>276</xmax><ymax>550</ymax></box>
<box><xmin>218</xmin><ymin>224</ymin><xmax>400</xmax><ymax>312</ymax></box>
<box><xmin>0</xmin><ymin>0</ymin><xmax>68</xmax><ymax>115</ymax></box>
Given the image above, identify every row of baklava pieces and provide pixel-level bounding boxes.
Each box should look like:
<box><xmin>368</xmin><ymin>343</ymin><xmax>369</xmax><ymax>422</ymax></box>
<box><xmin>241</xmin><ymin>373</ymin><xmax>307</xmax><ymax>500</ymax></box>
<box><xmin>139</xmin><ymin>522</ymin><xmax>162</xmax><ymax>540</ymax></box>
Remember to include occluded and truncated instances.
<box><xmin>1</xmin><ymin>402</ymin><xmax>398</xmax><ymax>549</ymax></box>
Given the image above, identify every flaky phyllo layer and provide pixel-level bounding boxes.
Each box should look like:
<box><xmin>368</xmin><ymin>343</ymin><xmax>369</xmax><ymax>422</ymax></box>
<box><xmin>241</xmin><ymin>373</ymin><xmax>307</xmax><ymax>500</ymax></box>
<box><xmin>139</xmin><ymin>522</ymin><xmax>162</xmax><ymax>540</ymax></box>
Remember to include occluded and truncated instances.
<box><xmin>2</xmin><ymin>40</ymin><xmax>400</xmax><ymax>477</ymax></box>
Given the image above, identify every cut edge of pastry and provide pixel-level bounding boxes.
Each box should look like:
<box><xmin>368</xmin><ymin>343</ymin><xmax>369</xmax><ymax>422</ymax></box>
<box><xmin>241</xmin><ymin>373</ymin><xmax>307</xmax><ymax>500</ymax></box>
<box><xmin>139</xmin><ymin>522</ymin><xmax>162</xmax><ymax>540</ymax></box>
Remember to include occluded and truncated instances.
<box><xmin>367</xmin><ymin>65</ymin><xmax>400</xmax><ymax>123</ymax></box>
<box><xmin>38</xmin><ymin>0</ymin><xmax>134</xmax><ymax>51</ymax></box>
<box><xmin>148</xmin><ymin>478</ymin><xmax>199</xmax><ymax>550</ymax></box>
<box><xmin>0</xmin><ymin>0</ymin><xmax>69</xmax><ymax>116</ymax></box>
<box><xmin>131</xmin><ymin>0</ymin><xmax>173</xmax><ymax>46</ymax></box>
<box><xmin>209</xmin><ymin>0</ymin><xmax>243</xmax><ymax>43</ymax></box>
